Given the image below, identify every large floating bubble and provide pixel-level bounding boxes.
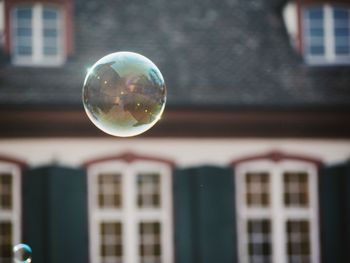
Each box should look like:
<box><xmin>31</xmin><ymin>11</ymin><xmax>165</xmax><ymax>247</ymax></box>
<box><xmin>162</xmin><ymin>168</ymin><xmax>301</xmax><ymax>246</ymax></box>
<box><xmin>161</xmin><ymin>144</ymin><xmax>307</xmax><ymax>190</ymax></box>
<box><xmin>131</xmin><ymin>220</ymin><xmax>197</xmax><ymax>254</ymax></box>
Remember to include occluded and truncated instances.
<box><xmin>82</xmin><ymin>52</ymin><xmax>166</xmax><ymax>137</ymax></box>
<box><xmin>13</xmin><ymin>244</ymin><xmax>32</xmax><ymax>263</ymax></box>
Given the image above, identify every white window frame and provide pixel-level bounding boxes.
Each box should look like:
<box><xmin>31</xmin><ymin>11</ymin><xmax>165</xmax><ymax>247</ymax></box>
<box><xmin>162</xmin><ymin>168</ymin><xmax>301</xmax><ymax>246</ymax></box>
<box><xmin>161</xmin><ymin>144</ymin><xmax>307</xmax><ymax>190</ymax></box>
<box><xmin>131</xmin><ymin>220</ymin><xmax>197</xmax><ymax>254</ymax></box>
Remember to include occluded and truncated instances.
<box><xmin>88</xmin><ymin>160</ymin><xmax>174</xmax><ymax>263</ymax></box>
<box><xmin>11</xmin><ymin>3</ymin><xmax>65</xmax><ymax>66</ymax></box>
<box><xmin>304</xmin><ymin>4</ymin><xmax>350</xmax><ymax>65</ymax></box>
<box><xmin>235</xmin><ymin>160</ymin><xmax>320</xmax><ymax>263</ymax></box>
<box><xmin>0</xmin><ymin>1</ymin><xmax>4</xmax><ymax>45</ymax></box>
<box><xmin>0</xmin><ymin>161</ymin><xmax>22</xmax><ymax>256</ymax></box>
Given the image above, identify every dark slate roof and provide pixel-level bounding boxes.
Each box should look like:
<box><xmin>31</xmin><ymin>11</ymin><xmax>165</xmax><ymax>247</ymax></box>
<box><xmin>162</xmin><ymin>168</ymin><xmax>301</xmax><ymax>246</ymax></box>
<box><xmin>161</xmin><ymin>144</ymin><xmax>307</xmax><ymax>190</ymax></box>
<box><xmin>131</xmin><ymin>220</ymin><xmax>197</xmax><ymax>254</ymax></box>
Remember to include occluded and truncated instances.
<box><xmin>1</xmin><ymin>0</ymin><xmax>350</xmax><ymax>110</ymax></box>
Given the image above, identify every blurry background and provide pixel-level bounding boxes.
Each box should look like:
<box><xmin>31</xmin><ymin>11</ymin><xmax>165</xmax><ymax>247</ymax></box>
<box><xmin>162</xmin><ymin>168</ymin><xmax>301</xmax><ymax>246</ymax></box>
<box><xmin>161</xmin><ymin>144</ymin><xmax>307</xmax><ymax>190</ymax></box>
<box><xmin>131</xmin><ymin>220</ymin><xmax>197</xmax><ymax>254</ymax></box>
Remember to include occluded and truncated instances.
<box><xmin>0</xmin><ymin>0</ymin><xmax>350</xmax><ymax>263</ymax></box>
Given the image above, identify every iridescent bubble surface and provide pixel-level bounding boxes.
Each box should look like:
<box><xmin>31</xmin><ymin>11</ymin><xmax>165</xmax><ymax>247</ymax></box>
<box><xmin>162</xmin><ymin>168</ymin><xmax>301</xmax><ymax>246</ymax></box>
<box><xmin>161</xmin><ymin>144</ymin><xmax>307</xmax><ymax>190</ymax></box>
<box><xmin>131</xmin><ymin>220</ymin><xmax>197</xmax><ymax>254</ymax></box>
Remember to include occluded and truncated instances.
<box><xmin>13</xmin><ymin>244</ymin><xmax>32</xmax><ymax>263</ymax></box>
<box><xmin>83</xmin><ymin>52</ymin><xmax>166</xmax><ymax>137</ymax></box>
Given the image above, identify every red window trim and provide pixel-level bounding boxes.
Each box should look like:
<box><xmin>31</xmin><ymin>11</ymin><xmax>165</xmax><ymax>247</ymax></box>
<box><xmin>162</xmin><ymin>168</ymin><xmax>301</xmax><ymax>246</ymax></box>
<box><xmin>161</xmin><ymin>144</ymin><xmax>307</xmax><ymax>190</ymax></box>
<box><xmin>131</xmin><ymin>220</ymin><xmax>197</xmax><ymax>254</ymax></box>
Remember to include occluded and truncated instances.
<box><xmin>0</xmin><ymin>154</ymin><xmax>27</xmax><ymax>170</ymax></box>
<box><xmin>230</xmin><ymin>150</ymin><xmax>323</xmax><ymax>167</ymax></box>
<box><xmin>4</xmin><ymin>0</ymin><xmax>74</xmax><ymax>56</ymax></box>
<box><xmin>82</xmin><ymin>151</ymin><xmax>176</xmax><ymax>169</ymax></box>
<box><xmin>296</xmin><ymin>0</ymin><xmax>304</xmax><ymax>54</ymax></box>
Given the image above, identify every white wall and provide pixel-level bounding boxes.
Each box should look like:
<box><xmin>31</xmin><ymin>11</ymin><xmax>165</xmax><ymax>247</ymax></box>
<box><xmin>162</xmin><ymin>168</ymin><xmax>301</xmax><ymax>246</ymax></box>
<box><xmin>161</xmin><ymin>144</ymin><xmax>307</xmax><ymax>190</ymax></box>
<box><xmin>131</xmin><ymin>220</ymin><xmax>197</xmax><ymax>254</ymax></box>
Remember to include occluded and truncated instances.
<box><xmin>0</xmin><ymin>138</ymin><xmax>349</xmax><ymax>168</ymax></box>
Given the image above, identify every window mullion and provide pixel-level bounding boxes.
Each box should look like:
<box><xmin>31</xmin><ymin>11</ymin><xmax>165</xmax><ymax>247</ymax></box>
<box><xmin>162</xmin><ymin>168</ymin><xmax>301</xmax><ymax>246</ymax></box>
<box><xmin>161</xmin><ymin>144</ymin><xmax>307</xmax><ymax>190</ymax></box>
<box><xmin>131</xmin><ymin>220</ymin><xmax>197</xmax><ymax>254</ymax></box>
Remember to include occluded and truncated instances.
<box><xmin>271</xmin><ymin>166</ymin><xmax>286</xmax><ymax>263</ymax></box>
<box><xmin>124</xmin><ymin>166</ymin><xmax>138</xmax><ymax>263</ymax></box>
<box><xmin>57</xmin><ymin>8</ymin><xmax>63</xmax><ymax>62</ymax></box>
<box><xmin>324</xmin><ymin>5</ymin><xmax>335</xmax><ymax>61</ymax></box>
<box><xmin>160</xmin><ymin>167</ymin><xmax>174</xmax><ymax>263</ymax></box>
<box><xmin>309</xmin><ymin>168</ymin><xmax>320</xmax><ymax>263</ymax></box>
<box><xmin>12</xmin><ymin>168</ymin><xmax>21</xmax><ymax>247</ymax></box>
<box><xmin>32</xmin><ymin>4</ymin><xmax>42</xmax><ymax>63</ymax></box>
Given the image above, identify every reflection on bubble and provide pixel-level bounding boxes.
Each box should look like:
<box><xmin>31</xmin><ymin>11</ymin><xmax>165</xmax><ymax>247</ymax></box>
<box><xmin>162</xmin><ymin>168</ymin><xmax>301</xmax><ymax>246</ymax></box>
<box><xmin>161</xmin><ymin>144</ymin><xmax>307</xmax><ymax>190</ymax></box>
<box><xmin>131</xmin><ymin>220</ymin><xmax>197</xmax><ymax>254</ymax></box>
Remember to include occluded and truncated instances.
<box><xmin>13</xmin><ymin>244</ymin><xmax>32</xmax><ymax>263</ymax></box>
<box><xmin>82</xmin><ymin>52</ymin><xmax>166</xmax><ymax>137</ymax></box>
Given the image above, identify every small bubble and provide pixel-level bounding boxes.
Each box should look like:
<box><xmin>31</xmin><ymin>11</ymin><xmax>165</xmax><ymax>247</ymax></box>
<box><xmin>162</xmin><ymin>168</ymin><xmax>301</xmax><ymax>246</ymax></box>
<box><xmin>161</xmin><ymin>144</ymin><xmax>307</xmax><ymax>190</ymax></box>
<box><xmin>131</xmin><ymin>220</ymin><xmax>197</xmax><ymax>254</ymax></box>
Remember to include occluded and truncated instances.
<box><xmin>13</xmin><ymin>244</ymin><xmax>32</xmax><ymax>263</ymax></box>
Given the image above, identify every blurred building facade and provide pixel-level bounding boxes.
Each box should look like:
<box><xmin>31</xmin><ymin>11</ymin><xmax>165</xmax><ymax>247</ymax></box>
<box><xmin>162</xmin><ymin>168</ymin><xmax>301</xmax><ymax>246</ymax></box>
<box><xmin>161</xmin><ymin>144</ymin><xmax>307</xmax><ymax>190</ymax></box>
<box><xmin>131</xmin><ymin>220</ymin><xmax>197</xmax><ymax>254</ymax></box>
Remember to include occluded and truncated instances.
<box><xmin>0</xmin><ymin>0</ymin><xmax>350</xmax><ymax>263</ymax></box>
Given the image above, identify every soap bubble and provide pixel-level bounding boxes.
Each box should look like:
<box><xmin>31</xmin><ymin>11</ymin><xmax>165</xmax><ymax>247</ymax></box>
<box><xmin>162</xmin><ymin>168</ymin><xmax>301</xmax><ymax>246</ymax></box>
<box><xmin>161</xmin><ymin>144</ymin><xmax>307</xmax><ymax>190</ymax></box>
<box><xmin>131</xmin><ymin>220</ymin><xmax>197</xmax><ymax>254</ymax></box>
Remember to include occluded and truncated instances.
<box><xmin>13</xmin><ymin>244</ymin><xmax>32</xmax><ymax>263</ymax></box>
<box><xmin>82</xmin><ymin>52</ymin><xmax>166</xmax><ymax>137</ymax></box>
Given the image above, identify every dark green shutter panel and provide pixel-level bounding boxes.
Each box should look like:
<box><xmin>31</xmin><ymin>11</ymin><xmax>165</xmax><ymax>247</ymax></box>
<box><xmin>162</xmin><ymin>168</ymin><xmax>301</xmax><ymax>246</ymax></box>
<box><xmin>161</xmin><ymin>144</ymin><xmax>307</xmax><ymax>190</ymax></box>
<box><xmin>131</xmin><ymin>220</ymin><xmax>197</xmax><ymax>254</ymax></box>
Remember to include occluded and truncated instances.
<box><xmin>319</xmin><ymin>161</ymin><xmax>350</xmax><ymax>263</ymax></box>
<box><xmin>173</xmin><ymin>167</ymin><xmax>195</xmax><ymax>263</ymax></box>
<box><xmin>22</xmin><ymin>167</ymin><xmax>48</xmax><ymax>263</ymax></box>
<box><xmin>174</xmin><ymin>166</ymin><xmax>237</xmax><ymax>263</ymax></box>
<box><xmin>22</xmin><ymin>166</ymin><xmax>88</xmax><ymax>263</ymax></box>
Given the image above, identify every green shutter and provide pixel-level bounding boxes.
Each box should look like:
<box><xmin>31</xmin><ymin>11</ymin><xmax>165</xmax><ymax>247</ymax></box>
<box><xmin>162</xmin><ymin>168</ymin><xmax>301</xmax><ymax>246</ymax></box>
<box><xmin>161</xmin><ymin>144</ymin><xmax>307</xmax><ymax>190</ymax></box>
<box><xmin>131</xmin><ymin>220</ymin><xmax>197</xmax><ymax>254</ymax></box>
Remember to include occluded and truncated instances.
<box><xmin>173</xmin><ymin>166</ymin><xmax>237</xmax><ymax>263</ymax></box>
<box><xmin>22</xmin><ymin>167</ymin><xmax>48</xmax><ymax>263</ymax></box>
<box><xmin>22</xmin><ymin>166</ymin><xmax>88</xmax><ymax>263</ymax></box>
<box><xmin>319</xmin><ymin>161</ymin><xmax>350</xmax><ymax>263</ymax></box>
<box><xmin>173</xmin><ymin>167</ymin><xmax>195</xmax><ymax>263</ymax></box>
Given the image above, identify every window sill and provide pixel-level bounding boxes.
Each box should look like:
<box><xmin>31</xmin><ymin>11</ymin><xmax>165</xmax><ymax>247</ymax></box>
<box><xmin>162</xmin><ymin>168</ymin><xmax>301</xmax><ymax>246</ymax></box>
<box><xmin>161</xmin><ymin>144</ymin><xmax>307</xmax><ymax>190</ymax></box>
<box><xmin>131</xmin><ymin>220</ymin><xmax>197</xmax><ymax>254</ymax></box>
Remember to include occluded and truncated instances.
<box><xmin>304</xmin><ymin>58</ymin><xmax>350</xmax><ymax>67</ymax></box>
<box><xmin>11</xmin><ymin>57</ymin><xmax>66</xmax><ymax>67</ymax></box>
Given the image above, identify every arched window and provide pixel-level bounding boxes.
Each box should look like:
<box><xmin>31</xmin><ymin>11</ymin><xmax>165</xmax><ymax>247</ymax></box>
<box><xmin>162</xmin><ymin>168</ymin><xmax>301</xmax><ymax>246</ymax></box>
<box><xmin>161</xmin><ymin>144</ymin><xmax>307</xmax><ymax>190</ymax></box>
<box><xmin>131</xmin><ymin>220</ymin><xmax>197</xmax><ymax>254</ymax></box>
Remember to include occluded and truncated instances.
<box><xmin>11</xmin><ymin>3</ymin><xmax>64</xmax><ymax>66</ymax></box>
<box><xmin>304</xmin><ymin>5</ymin><xmax>350</xmax><ymax>65</ymax></box>
<box><xmin>0</xmin><ymin>156</ymin><xmax>25</xmax><ymax>262</ymax></box>
<box><xmin>84</xmin><ymin>153</ymin><xmax>174</xmax><ymax>263</ymax></box>
<box><xmin>232</xmin><ymin>152</ymin><xmax>321</xmax><ymax>263</ymax></box>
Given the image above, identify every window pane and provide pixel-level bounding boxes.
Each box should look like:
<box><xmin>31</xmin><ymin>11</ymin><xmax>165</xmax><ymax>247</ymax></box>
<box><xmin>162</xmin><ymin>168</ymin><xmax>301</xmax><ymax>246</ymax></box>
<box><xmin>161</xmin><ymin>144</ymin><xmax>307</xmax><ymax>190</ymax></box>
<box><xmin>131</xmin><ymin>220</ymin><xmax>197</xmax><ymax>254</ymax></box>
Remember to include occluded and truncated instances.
<box><xmin>245</xmin><ymin>172</ymin><xmax>270</xmax><ymax>207</ymax></box>
<box><xmin>17</xmin><ymin>8</ymin><xmax>32</xmax><ymax>20</ymax></box>
<box><xmin>333</xmin><ymin>7</ymin><xmax>350</xmax><ymax>56</ymax></box>
<box><xmin>335</xmin><ymin>28</ymin><xmax>350</xmax><ymax>37</ymax></box>
<box><xmin>137</xmin><ymin>173</ymin><xmax>161</xmax><ymax>208</ymax></box>
<box><xmin>100</xmin><ymin>222</ymin><xmax>123</xmax><ymax>263</ymax></box>
<box><xmin>308</xmin><ymin>8</ymin><xmax>323</xmax><ymax>20</ymax></box>
<box><xmin>13</xmin><ymin>7</ymin><xmax>33</xmax><ymax>56</ymax></box>
<box><xmin>44</xmin><ymin>47</ymin><xmax>58</xmax><ymax>56</ymax></box>
<box><xmin>335</xmin><ymin>37</ymin><xmax>350</xmax><ymax>46</ymax></box>
<box><xmin>16</xmin><ymin>19</ymin><xmax>32</xmax><ymax>29</ymax></box>
<box><xmin>247</xmin><ymin>220</ymin><xmax>272</xmax><ymax>263</ymax></box>
<box><xmin>43</xmin><ymin>7</ymin><xmax>59</xmax><ymax>57</ymax></box>
<box><xmin>43</xmin><ymin>7</ymin><xmax>58</xmax><ymax>20</ymax></box>
<box><xmin>336</xmin><ymin>46</ymin><xmax>350</xmax><ymax>55</ymax></box>
<box><xmin>286</xmin><ymin>220</ymin><xmax>311</xmax><ymax>263</ymax></box>
<box><xmin>305</xmin><ymin>8</ymin><xmax>325</xmax><ymax>57</ymax></box>
<box><xmin>307</xmin><ymin>19</ymin><xmax>323</xmax><ymax>29</ymax></box>
<box><xmin>309</xmin><ymin>28</ymin><xmax>324</xmax><ymax>37</ymax></box>
<box><xmin>43</xmin><ymin>38</ymin><xmax>58</xmax><ymax>47</ymax></box>
<box><xmin>334</xmin><ymin>19</ymin><xmax>349</xmax><ymax>28</ymax></box>
<box><xmin>139</xmin><ymin>222</ymin><xmax>161</xmax><ymax>263</ymax></box>
<box><xmin>0</xmin><ymin>222</ymin><xmax>12</xmax><ymax>262</ymax></box>
<box><xmin>16</xmin><ymin>28</ymin><xmax>32</xmax><ymax>37</ymax></box>
<box><xmin>284</xmin><ymin>172</ymin><xmax>309</xmax><ymax>207</ymax></box>
<box><xmin>0</xmin><ymin>174</ymin><xmax>12</xmax><ymax>210</ymax></box>
<box><xmin>98</xmin><ymin>173</ymin><xmax>122</xmax><ymax>209</ymax></box>
<box><xmin>334</xmin><ymin>8</ymin><xmax>349</xmax><ymax>20</ymax></box>
<box><xmin>16</xmin><ymin>46</ymin><xmax>32</xmax><ymax>55</ymax></box>
<box><xmin>309</xmin><ymin>46</ymin><xmax>325</xmax><ymax>55</ymax></box>
<box><xmin>44</xmin><ymin>28</ymin><xmax>58</xmax><ymax>38</ymax></box>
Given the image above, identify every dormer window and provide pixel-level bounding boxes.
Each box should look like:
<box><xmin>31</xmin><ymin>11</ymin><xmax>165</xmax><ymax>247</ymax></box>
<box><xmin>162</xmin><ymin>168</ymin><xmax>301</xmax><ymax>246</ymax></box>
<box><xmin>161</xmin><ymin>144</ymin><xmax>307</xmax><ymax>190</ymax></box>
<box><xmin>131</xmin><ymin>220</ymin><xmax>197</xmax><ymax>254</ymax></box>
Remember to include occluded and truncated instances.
<box><xmin>304</xmin><ymin>5</ymin><xmax>350</xmax><ymax>65</ymax></box>
<box><xmin>11</xmin><ymin>3</ymin><xmax>64</xmax><ymax>66</ymax></box>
